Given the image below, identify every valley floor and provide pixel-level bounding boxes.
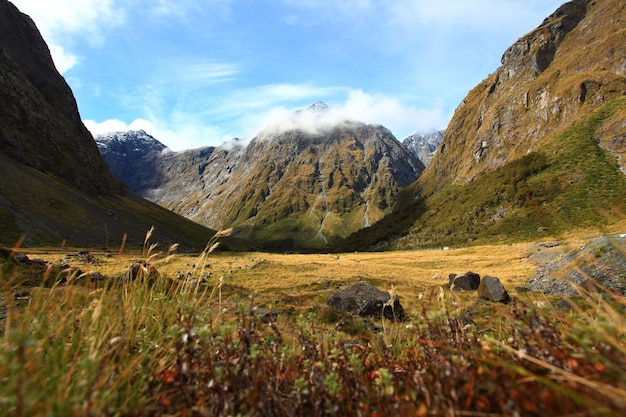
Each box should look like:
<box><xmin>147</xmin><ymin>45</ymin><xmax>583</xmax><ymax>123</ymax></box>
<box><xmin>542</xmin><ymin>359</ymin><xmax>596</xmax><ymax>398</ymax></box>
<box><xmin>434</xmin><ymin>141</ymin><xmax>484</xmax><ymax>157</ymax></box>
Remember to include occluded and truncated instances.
<box><xmin>2</xmin><ymin>225</ymin><xmax>625</xmax><ymax>416</ymax></box>
<box><xmin>18</xmin><ymin>223</ymin><xmax>626</xmax><ymax>317</ymax></box>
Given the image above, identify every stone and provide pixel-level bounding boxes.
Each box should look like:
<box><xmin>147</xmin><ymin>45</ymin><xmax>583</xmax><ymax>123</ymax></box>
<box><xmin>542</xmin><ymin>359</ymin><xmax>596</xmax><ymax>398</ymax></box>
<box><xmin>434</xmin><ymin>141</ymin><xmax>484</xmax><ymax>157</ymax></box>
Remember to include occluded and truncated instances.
<box><xmin>327</xmin><ymin>281</ymin><xmax>405</xmax><ymax>321</ymax></box>
<box><xmin>123</xmin><ymin>262</ymin><xmax>160</xmax><ymax>286</ymax></box>
<box><xmin>556</xmin><ymin>299</ymin><xmax>574</xmax><ymax>311</ymax></box>
<box><xmin>448</xmin><ymin>273</ymin><xmax>457</xmax><ymax>287</ymax></box>
<box><xmin>451</xmin><ymin>271</ymin><xmax>481</xmax><ymax>291</ymax></box>
<box><xmin>477</xmin><ymin>276</ymin><xmax>511</xmax><ymax>304</ymax></box>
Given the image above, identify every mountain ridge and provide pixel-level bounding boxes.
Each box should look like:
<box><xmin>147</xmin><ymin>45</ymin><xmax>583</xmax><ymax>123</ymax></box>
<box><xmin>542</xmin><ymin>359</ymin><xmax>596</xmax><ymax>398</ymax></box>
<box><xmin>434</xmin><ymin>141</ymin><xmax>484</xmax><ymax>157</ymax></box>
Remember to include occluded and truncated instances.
<box><xmin>402</xmin><ymin>130</ymin><xmax>444</xmax><ymax>166</ymax></box>
<box><xmin>97</xmin><ymin>121</ymin><xmax>424</xmax><ymax>250</ymax></box>
<box><xmin>0</xmin><ymin>0</ymin><xmax>221</xmax><ymax>250</ymax></box>
<box><xmin>336</xmin><ymin>0</ymin><xmax>626</xmax><ymax>251</ymax></box>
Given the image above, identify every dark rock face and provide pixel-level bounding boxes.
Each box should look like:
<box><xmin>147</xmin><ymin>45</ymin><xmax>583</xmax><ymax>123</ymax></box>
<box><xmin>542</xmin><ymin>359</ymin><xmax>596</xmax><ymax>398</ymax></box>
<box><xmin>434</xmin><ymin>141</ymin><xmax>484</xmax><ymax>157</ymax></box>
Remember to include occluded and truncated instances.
<box><xmin>448</xmin><ymin>273</ymin><xmax>457</xmax><ymax>287</ymax></box>
<box><xmin>0</xmin><ymin>1</ymin><xmax>216</xmax><ymax>249</ymax></box>
<box><xmin>451</xmin><ymin>271</ymin><xmax>481</xmax><ymax>291</ymax></box>
<box><xmin>0</xmin><ymin>0</ymin><xmax>121</xmax><ymax>196</ymax></box>
<box><xmin>500</xmin><ymin>0</ymin><xmax>587</xmax><ymax>80</ymax></box>
<box><xmin>95</xmin><ymin>130</ymin><xmax>188</xmax><ymax>194</ymax></box>
<box><xmin>328</xmin><ymin>281</ymin><xmax>405</xmax><ymax>321</ymax></box>
<box><xmin>478</xmin><ymin>276</ymin><xmax>511</xmax><ymax>304</ymax></box>
<box><xmin>402</xmin><ymin>130</ymin><xmax>444</xmax><ymax>167</ymax></box>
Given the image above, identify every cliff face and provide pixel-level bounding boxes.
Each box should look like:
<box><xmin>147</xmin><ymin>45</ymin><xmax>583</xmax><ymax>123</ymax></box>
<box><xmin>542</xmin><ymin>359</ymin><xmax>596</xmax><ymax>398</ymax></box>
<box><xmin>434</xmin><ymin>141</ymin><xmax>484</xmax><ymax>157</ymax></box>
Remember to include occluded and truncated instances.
<box><xmin>419</xmin><ymin>0</ymin><xmax>626</xmax><ymax>195</ymax></box>
<box><xmin>0</xmin><ymin>0</ymin><xmax>219</xmax><ymax>249</ymax></box>
<box><xmin>402</xmin><ymin>130</ymin><xmax>444</xmax><ymax>166</ymax></box>
<box><xmin>101</xmin><ymin>122</ymin><xmax>423</xmax><ymax>249</ymax></box>
<box><xmin>95</xmin><ymin>130</ymin><xmax>181</xmax><ymax>195</ymax></box>
<box><xmin>337</xmin><ymin>0</ymin><xmax>626</xmax><ymax>252</ymax></box>
<box><xmin>0</xmin><ymin>0</ymin><xmax>122</xmax><ymax>196</ymax></box>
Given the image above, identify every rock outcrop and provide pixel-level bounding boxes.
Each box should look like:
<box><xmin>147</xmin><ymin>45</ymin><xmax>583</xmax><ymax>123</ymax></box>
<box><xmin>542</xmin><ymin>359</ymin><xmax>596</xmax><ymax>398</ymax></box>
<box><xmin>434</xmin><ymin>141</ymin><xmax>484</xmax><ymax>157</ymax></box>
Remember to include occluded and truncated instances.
<box><xmin>477</xmin><ymin>276</ymin><xmax>511</xmax><ymax>304</ymax></box>
<box><xmin>96</xmin><ymin>130</ymin><xmax>193</xmax><ymax>195</ymax></box>
<box><xmin>327</xmin><ymin>281</ymin><xmax>405</xmax><ymax>321</ymax></box>
<box><xmin>450</xmin><ymin>272</ymin><xmax>481</xmax><ymax>291</ymax></box>
<box><xmin>402</xmin><ymin>130</ymin><xmax>444</xmax><ymax>167</ymax></box>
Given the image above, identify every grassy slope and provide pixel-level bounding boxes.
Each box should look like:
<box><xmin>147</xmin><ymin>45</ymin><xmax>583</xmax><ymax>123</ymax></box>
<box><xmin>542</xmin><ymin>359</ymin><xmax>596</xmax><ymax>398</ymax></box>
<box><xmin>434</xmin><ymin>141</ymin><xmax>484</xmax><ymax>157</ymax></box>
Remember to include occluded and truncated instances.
<box><xmin>0</xmin><ymin>154</ymin><xmax>249</xmax><ymax>251</ymax></box>
<box><xmin>336</xmin><ymin>97</ymin><xmax>626</xmax><ymax>251</ymax></box>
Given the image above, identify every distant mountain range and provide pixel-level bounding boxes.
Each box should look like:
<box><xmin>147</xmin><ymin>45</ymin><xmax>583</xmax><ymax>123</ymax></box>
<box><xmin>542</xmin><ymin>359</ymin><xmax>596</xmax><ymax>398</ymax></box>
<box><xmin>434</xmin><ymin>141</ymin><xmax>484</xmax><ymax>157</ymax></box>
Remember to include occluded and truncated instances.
<box><xmin>96</xmin><ymin>115</ymin><xmax>425</xmax><ymax>250</ymax></box>
<box><xmin>402</xmin><ymin>130</ymin><xmax>444</xmax><ymax>166</ymax></box>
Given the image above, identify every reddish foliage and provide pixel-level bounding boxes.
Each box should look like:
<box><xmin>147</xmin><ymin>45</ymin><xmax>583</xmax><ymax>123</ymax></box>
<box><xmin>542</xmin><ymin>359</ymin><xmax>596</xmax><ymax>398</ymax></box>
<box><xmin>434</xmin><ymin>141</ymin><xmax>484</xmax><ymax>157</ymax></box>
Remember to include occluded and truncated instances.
<box><xmin>139</xmin><ymin>303</ymin><xmax>625</xmax><ymax>416</ymax></box>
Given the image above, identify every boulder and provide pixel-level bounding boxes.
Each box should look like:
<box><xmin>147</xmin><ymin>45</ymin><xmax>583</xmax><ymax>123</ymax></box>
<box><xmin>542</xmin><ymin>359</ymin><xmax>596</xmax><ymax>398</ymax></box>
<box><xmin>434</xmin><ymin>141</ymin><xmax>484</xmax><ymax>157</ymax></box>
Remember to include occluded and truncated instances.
<box><xmin>327</xmin><ymin>281</ymin><xmax>405</xmax><ymax>321</ymax></box>
<box><xmin>448</xmin><ymin>273</ymin><xmax>457</xmax><ymax>287</ymax></box>
<box><xmin>451</xmin><ymin>271</ymin><xmax>481</xmax><ymax>291</ymax></box>
<box><xmin>478</xmin><ymin>276</ymin><xmax>511</xmax><ymax>304</ymax></box>
<box><xmin>123</xmin><ymin>262</ymin><xmax>160</xmax><ymax>286</ymax></box>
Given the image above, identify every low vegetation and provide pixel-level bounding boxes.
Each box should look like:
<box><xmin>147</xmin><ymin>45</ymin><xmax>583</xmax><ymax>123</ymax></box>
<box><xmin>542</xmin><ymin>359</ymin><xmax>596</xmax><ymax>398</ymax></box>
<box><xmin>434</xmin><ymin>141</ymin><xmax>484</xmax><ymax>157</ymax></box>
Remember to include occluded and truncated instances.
<box><xmin>339</xmin><ymin>97</ymin><xmax>626</xmax><ymax>252</ymax></box>
<box><xmin>1</xmin><ymin>229</ymin><xmax>625</xmax><ymax>416</ymax></box>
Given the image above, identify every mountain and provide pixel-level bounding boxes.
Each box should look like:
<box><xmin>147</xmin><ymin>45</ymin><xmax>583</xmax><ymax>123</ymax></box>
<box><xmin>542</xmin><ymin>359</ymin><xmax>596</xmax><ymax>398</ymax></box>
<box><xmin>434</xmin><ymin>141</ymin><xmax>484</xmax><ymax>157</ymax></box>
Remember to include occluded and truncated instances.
<box><xmin>420</xmin><ymin>0</ymin><xmax>626</xmax><ymax>193</ymax></box>
<box><xmin>98</xmin><ymin>120</ymin><xmax>424</xmax><ymax>250</ymax></box>
<box><xmin>337</xmin><ymin>0</ymin><xmax>626</xmax><ymax>251</ymax></box>
<box><xmin>95</xmin><ymin>130</ymin><xmax>183</xmax><ymax>196</ymax></box>
<box><xmin>402</xmin><ymin>130</ymin><xmax>444</xmax><ymax>166</ymax></box>
<box><xmin>0</xmin><ymin>0</ymin><xmax>220</xmax><ymax>250</ymax></box>
<box><xmin>0</xmin><ymin>0</ymin><xmax>121</xmax><ymax>197</ymax></box>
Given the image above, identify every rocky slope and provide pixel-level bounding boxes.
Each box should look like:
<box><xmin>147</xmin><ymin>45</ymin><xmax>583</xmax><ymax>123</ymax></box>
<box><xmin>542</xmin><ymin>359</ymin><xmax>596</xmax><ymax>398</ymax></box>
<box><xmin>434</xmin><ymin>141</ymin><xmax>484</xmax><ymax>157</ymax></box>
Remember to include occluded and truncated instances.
<box><xmin>95</xmin><ymin>130</ymin><xmax>189</xmax><ymax>195</ymax></box>
<box><xmin>419</xmin><ymin>0</ymin><xmax>626</xmax><ymax>194</ymax></box>
<box><xmin>99</xmin><ymin>117</ymin><xmax>424</xmax><ymax>250</ymax></box>
<box><xmin>0</xmin><ymin>0</ymin><xmax>121</xmax><ymax>196</ymax></box>
<box><xmin>0</xmin><ymin>0</ymin><xmax>218</xmax><ymax>249</ymax></box>
<box><xmin>338</xmin><ymin>0</ymin><xmax>626</xmax><ymax>251</ymax></box>
<box><xmin>402</xmin><ymin>130</ymin><xmax>444</xmax><ymax>166</ymax></box>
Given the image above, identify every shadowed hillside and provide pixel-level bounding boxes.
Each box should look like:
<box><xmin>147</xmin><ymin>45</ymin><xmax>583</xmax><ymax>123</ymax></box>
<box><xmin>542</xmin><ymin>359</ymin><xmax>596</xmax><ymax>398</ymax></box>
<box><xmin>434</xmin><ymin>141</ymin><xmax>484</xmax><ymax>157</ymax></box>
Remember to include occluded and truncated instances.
<box><xmin>0</xmin><ymin>0</ymin><xmax>225</xmax><ymax>250</ymax></box>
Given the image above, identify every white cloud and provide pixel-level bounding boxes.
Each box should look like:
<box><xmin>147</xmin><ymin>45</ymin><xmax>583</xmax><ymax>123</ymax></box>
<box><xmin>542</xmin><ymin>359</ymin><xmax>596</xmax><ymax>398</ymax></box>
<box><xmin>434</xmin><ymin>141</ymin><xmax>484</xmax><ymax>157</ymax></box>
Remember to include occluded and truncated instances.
<box><xmin>11</xmin><ymin>0</ymin><xmax>123</xmax><ymax>44</ymax></box>
<box><xmin>386</xmin><ymin>0</ymin><xmax>561</xmax><ymax>34</ymax></box>
<box><xmin>248</xmin><ymin>89</ymin><xmax>448</xmax><ymax>141</ymax></box>
<box><xmin>47</xmin><ymin>44</ymin><xmax>78</xmax><ymax>74</ymax></box>
<box><xmin>339</xmin><ymin>89</ymin><xmax>445</xmax><ymax>134</ymax></box>
<box><xmin>85</xmin><ymin>85</ymin><xmax>446</xmax><ymax>151</ymax></box>
<box><xmin>84</xmin><ymin>118</ymin><xmax>230</xmax><ymax>152</ymax></box>
<box><xmin>279</xmin><ymin>14</ymin><xmax>298</xmax><ymax>25</ymax></box>
<box><xmin>11</xmin><ymin>0</ymin><xmax>124</xmax><ymax>73</ymax></box>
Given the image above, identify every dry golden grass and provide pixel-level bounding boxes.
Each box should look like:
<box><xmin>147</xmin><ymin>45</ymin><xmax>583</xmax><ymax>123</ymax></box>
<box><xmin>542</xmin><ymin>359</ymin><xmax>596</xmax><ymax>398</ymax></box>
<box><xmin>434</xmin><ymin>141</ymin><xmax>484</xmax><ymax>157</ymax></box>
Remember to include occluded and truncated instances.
<box><xmin>22</xmin><ymin>241</ymin><xmax>537</xmax><ymax>315</ymax></box>
<box><xmin>22</xmin><ymin>220</ymin><xmax>625</xmax><ymax>323</ymax></box>
<box><xmin>4</xmin><ymin>226</ymin><xmax>624</xmax><ymax>416</ymax></box>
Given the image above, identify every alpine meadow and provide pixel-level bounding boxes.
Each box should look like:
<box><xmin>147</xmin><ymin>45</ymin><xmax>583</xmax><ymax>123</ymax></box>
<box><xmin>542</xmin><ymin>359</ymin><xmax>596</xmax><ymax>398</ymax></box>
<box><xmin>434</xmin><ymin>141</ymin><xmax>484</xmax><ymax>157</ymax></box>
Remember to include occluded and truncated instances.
<box><xmin>1</xmin><ymin>0</ymin><xmax>625</xmax><ymax>416</ymax></box>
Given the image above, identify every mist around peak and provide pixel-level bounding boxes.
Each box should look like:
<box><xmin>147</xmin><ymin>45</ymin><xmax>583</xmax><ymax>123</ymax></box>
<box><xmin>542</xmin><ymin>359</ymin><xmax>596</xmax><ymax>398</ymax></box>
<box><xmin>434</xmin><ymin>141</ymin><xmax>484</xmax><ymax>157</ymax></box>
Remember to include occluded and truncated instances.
<box><xmin>255</xmin><ymin>101</ymin><xmax>363</xmax><ymax>140</ymax></box>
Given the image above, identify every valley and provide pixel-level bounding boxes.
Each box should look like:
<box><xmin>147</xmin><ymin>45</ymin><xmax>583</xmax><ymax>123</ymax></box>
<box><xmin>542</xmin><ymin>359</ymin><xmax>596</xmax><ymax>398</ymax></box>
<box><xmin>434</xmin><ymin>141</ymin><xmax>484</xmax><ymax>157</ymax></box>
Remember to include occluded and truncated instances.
<box><xmin>1</xmin><ymin>0</ymin><xmax>625</xmax><ymax>415</ymax></box>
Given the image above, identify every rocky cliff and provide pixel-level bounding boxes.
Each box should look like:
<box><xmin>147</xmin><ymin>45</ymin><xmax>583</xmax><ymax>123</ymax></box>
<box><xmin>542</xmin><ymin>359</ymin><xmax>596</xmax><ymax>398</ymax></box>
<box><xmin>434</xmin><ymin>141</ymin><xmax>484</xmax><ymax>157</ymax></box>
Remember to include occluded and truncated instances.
<box><xmin>338</xmin><ymin>0</ymin><xmax>626</xmax><ymax>251</ymax></box>
<box><xmin>0</xmin><ymin>0</ymin><xmax>122</xmax><ymax>196</ymax></box>
<box><xmin>0</xmin><ymin>0</ymin><xmax>217</xmax><ymax>249</ymax></box>
<box><xmin>419</xmin><ymin>0</ymin><xmax>626</xmax><ymax>195</ymax></box>
<box><xmin>99</xmin><ymin>120</ymin><xmax>424</xmax><ymax>250</ymax></box>
<box><xmin>95</xmin><ymin>130</ymin><xmax>188</xmax><ymax>195</ymax></box>
<box><xmin>402</xmin><ymin>130</ymin><xmax>444</xmax><ymax>166</ymax></box>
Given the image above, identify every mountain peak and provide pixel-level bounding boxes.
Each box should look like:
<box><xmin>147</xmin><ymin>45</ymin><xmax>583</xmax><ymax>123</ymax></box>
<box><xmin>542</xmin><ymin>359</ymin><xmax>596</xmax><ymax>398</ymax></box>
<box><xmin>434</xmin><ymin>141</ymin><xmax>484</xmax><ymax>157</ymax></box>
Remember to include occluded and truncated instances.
<box><xmin>306</xmin><ymin>101</ymin><xmax>329</xmax><ymax>113</ymax></box>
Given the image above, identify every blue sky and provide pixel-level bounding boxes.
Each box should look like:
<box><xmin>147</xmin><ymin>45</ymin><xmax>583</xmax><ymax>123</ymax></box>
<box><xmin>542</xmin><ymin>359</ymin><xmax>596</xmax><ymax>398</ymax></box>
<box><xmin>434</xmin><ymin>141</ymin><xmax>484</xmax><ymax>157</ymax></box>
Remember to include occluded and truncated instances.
<box><xmin>13</xmin><ymin>0</ymin><xmax>564</xmax><ymax>151</ymax></box>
